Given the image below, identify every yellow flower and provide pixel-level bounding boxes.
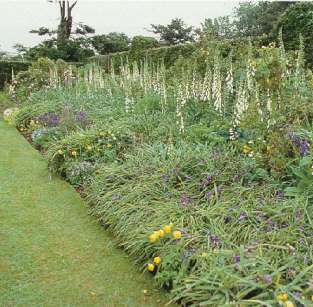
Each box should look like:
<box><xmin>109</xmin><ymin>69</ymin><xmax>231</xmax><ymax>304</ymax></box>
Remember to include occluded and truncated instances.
<box><xmin>107</xmin><ymin>143</ymin><xmax>112</xmax><ymax>148</ymax></box>
<box><xmin>158</xmin><ymin>229</ymin><xmax>164</xmax><ymax>237</ymax></box>
<box><xmin>143</xmin><ymin>289</ymin><xmax>148</xmax><ymax>294</ymax></box>
<box><xmin>311</xmin><ymin>295</ymin><xmax>313</xmax><ymax>301</ymax></box>
<box><xmin>277</xmin><ymin>293</ymin><xmax>288</xmax><ymax>302</ymax></box>
<box><xmin>163</xmin><ymin>224</ymin><xmax>173</xmax><ymax>234</ymax></box>
<box><xmin>86</xmin><ymin>145</ymin><xmax>92</xmax><ymax>151</ymax></box>
<box><xmin>71</xmin><ymin>150</ymin><xmax>77</xmax><ymax>157</ymax></box>
<box><xmin>30</xmin><ymin>120</ymin><xmax>35</xmax><ymax>126</ymax></box>
<box><xmin>147</xmin><ymin>263</ymin><xmax>155</xmax><ymax>272</ymax></box>
<box><xmin>57</xmin><ymin>149</ymin><xmax>63</xmax><ymax>155</ymax></box>
<box><xmin>173</xmin><ymin>230</ymin><xmax>182</xmax><ymax>239</ymax></box>
<box><xmin>243</xmin><ymin>145</ymin><xmax>251</xmax><ymax>154</ymax></box>
<box><xmin>284</xmin><ymin>301</ymin><xmax>295</xmax><ymax>307</ymax></box>
<box><xmin>153</xmin><ymin>256</ymin><xmax>161</xmax><ymax>265</ymax></box>
<box><xmin>149</xmin><ymin>232</ymin><xmax>159</xmax><ymax>243</ymax></box>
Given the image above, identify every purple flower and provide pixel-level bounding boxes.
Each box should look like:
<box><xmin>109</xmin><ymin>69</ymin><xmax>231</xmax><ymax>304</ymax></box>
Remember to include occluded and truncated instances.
<box><xmin>266</xmin><ymin>219</ymin><xmax>275</xmax><ymax>231</ymax></box>
<box><xmin>199</xmin><ymin>175</ymin><xmax>213</xmax><ymax>189</ymax></box>
<box><xmin>234</xmin><ymin>255</ymin><xmax>240</xmax><ymax>263</ymax></box>
<box><xmin>180</xmin><ymin>193</ymin><xmax>191</xmax><ymax>207</ymax></box>
<box><xmin>275</xmin><ymin>191</ymin><xmax>285</xmax><ymax>200</ymax></box>
<box><xmin>300</xmin><ymin>140</ymin><xmax>310</xmax><ymax>157</ymax></box>
<box><xmin>237</xmin><ymin>212</ymin><xmax>247</xmax><ymax>223</ymax></box>
<box><xmin>294</xmin><ymin>292</ymin><xmax>301</xmax><ymax>299</ymax></box>
<box><xmin>75</xmin><ymin>111</ymin><xmax>89</xmax><ymax>127</ymax></box>
<box><xmin>210</xmin><ymin>235</ymin><xmax>220</xmax><ymax>248</ymax></box>
<box><xmin>263</xmin><ymin>274</ymin><xmax>272</xmax><ymax>284</ymax></box>
<box><xmin>288</xmin><ymin>132</ymin><xmax>310</xmax><ymax>157</ymax></box>
<box><xmin>75</xmin><ymin>111</ymin><xmax>86</xmax><ymax>122</ymax></box>
<box><xmin>37</xmin><ymin>112</ymin><xmax>60</xmax><ymax>127</ymax></box>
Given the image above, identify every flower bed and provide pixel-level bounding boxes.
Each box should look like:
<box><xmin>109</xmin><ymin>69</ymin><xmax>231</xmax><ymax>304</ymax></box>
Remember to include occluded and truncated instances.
<box><xmin>7</xmin><ymin>39</ymin><xmax>313</xmax><ymax>306</ymax></box>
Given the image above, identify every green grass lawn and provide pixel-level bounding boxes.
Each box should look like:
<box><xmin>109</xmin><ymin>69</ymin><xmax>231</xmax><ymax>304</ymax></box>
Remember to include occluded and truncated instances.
<box><xmin>0</xmin><ymin>120</ymin><xmax>170</xmax><ymax>307</ymax></box>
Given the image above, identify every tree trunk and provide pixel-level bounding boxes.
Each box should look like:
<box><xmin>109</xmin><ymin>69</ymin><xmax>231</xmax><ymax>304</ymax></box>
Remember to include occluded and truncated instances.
<box><xmin>57</xmin><ymin>0</ymin><xmax>77</xmax><ymax>47</ymax></box>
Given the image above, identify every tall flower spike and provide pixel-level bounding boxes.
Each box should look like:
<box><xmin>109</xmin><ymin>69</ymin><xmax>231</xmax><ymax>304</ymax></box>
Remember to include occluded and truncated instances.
<box><xmin>212</xmin><ymin>51</ymin><xmax>223</xmax><ymax>114</ymax></box>
<box><xmin>278</xmin><ymin>27</ymin><xmax>287</xmax><ymax>77</ymax></box>
<box><xmin>201</xmin><ymin>65</ymin><xmax>212</xmax><ymax>102</ymax></box>
<box><xmin>233</xmin><ymin>81</ymin><xmax>248</xmax><ymax>126</ymax></box>
<box><xmin>295</xmin><ymin>34</ymin><xmax>305</xmax><ymax>87</ymax></box>
<box><xmin>176</xmin><ymin>84</ymin><xmax>186</xmax><ymax>133</ymax></box>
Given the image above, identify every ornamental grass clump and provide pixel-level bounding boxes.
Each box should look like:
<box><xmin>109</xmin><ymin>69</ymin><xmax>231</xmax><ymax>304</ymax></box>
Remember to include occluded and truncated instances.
<box><xmin>85</xmin><ymin>140</ymin><xmax>313</xmax><ymax>305</ymax></box>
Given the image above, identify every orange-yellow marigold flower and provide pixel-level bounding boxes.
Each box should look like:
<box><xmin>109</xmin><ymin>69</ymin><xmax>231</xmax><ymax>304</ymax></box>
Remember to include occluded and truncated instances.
<box><xmin>147</xmin><ymin>263</ymin><xmax>155</xmax><ymax>272</ymax></box>
<box><xmin>163</xmin><ymin>224</ymin><xmax>172</xmax><ymax>234</ymax></box>
<box><xmin>277</xmin><ymin>293</ymin><xmax>288</xmax><ymax>302</ymax></box>
<box><xmin>149</xmin><ymin>233</ymin><xmax>159</xmax><ymax>243</ymax></box>
<box><xmin>173</xmin><ymin>230</ymin><xmax>182</xmax><ymax>239</ymax></box>
<box><xmin>153</xmin><ymin>256</ymin><xmax>161</xmax><ymax>265</ymax></box>
<box><xmin>158</xmin><ymin>229</ymin><xmax>164</xmax><ymax>237</ymax></box>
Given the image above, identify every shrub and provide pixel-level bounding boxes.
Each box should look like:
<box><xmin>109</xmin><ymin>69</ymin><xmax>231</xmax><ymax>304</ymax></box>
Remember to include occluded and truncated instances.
<box><xmin>0</xmin><ymin>60</ymin><xmax>30</xmax><ymax>89</ymax></box>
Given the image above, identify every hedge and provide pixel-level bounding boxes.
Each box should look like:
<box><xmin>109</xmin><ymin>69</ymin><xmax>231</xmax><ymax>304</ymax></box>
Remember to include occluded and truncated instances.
<box><xmin>89</xmin><ymin>43</ymin><xmax>198</xmax><ymax>72</ymax></box>
<box><xmin>88</xmin><ymin>35</ymin><xmax>273</xmax><ymax>73</ymax></box>
<box><xmin>0</xmin><ymin>61</ymin><xmax>31</xmax><ymax>89</ymax></box>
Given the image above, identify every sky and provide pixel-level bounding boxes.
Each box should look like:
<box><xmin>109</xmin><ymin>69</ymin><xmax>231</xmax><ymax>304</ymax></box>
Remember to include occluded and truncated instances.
<box><xmin>0</xmin><ymin>0</ymin><xmax>239</xmax><ymax>52</ymax></box>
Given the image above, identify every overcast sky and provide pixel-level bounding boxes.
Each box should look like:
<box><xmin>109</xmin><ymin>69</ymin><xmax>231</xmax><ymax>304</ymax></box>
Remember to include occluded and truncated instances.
<box><xmin>0</xmin><ymin>0</ymin><xmax>239</xmax><ymax>52</ymax></box>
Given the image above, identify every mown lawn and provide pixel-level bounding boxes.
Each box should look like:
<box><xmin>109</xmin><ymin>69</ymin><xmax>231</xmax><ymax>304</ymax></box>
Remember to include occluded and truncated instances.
<box><xmin>0</xmin><ymin>120</ymin><xmax>169</xmax><ymax>307</ymax></box>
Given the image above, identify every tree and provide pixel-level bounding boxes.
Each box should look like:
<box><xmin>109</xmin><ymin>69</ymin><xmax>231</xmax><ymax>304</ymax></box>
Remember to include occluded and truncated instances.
<box><xmin>278</xmin><ymin>2</ymin><xmax>313</xmax><ymax>67</ymax></box>
<box><xmin>30</xmin><ymin>1</ymin><xmax>95</xmax><ymax>47</ymax></box>
<box><xmin>200</xmin><ymin>16</ymin><xmax>234</xmax><ymax>40</ymax></box>
<box><xmin>130</xmin><ymin>36</ymin><xmax>159</xmax><ymax>50</ymax></box>
<box><xmin>15</xmin><ymin>38</ymin><xmax>94</xmax><ymax>62</ymax></box>
<box><xmin>233</xmin><ymin>1</ymin><xmax>295</xmax><ymax>38</ymax></box>
<box><xmin>150</xmin><ymin>18</ymin><xmax>195</xmax><ymax>45</ymax></box>
<box><xmin>90</xmin><ymin>33</ymin><xmax>130</xmax><ymax>55</ymax></box>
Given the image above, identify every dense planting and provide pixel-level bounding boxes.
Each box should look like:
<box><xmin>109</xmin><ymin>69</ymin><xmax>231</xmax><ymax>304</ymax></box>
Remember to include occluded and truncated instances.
<box><xmin>5</xmin><ymin>36</ymin><xmax>313</xmax><ymax>306</ymax></box>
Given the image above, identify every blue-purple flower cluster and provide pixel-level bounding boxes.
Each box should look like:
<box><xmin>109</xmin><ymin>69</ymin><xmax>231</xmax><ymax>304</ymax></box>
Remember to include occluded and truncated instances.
<box><xmin>288</xmin><ymin>132</ymin><xmax>310</xmax><ymax>157</ymax></box>
<box><xmin>37</xmin><ymin>112</ymin><xmax>60</xmax><ymax>127</ymax></box>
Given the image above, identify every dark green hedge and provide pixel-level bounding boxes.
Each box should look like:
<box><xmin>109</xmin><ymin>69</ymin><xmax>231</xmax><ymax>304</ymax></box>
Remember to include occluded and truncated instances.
<box><xmin>89</xmin><ymin>43</ymin><xmax>198</xmax><ymax>72</ymax></box>
<box><xmin>0</xmin><ymin>61</ymin><xmax>31</xmax><ymax>89</ymax></box>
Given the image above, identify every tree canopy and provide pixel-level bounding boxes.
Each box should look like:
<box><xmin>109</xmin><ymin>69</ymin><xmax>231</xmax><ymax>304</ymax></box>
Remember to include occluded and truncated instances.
<box><xmin>150</xmin><ymin>18</ymin><xmax>195</xmax><ymax>45</ymax></box>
